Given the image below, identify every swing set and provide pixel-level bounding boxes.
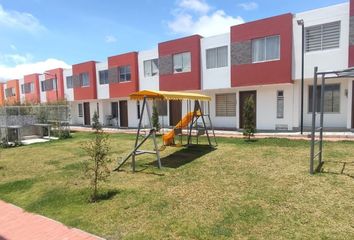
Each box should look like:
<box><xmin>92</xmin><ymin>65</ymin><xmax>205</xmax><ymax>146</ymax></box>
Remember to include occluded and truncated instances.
<box><xmin>114</xmin><ymin>90</ymin><xmax>217</xmax><ymax>172</ymax></box>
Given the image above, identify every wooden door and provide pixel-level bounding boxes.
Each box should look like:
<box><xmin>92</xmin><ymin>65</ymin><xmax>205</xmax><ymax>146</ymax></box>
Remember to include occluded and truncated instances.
<box><xmin>169</xmin><ymin>100</ymin><xmax>182</xmax><ymax>126</ymax></box>
<box><xmin>352</xmin><ymin>81</ymin><xmax>354</xmax><ymax>128</ymax></box>
<box><xmin>119</xmin><ymin>100</ymin><xmax>128</xmax><ymax>127</ymax></box>
<box><xmin>83</xmin><ymin>102</ymin><xmax>91</xmax><ymax>126</ymax></box>
<box><xmin>239</xmin><ymin>91</ymin><xmax>257</xmax><ymax>129</ymax></box>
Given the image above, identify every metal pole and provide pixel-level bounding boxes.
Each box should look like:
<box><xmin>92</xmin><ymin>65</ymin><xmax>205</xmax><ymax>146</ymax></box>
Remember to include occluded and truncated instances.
<box><xmin>310</xmin><ymin>67</ymin><xmax>318</xmax><ymax>174</ymax></box>
<box><xmin>132</xmin><ymin>98</ymin><xmax>146</xmax><ymax>172</ymax></box>
<box><xmin>319</xmin><ymin>74</ymin><xmax>325</xmax><ymax>166</ymax></box>
<box><xmin>146</xmin><ymin>99</ymin><xmax>162</xmax><ymax>169</ymax></box>
<box><xmin>300</xmin><ymin>23</ymin><xmax>305</xmax><ymax>134</ymax></box>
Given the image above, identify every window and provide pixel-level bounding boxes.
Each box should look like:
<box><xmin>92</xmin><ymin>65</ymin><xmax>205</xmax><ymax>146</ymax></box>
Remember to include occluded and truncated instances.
<box><xmin>111</xmin><ymin>102</ymin><xmax>118</xmax><ymax>118</ymax></box>
<box><xmin>252</xmin><ymin>35</ymin><xmax>280</xmax><ymax>63</ymax></box>
<box><xmin>215</xmin><ymin>93</ymin><xmax>236</xmax><ymax>117</ymax></box>
<box><xmin>80</xmin><ymin>72</ymin><xmax>89</xmax><ymax>87</ymax></box>
<box><xmin>305</xmin><ymin>21</ymin><xmax>340</xmax><ymax>52</ymax></box>
<box><xmin>144</xmin><ymin>59</ymin><xmax>159</xmax><ymax>77</ymax></box>
<box><xmin>78</xmin><ymin>103</ymin><xmax>83</xmax><ymax>117</ymax></box>
<box><xmin>309</xmin><ymin>84</ymin><xmax>340</xmax><ymax>113</ymax></box>
<box><xmin>156</xmin><ymin>100</ymin><xmax>167</xmax><ymax>116</ymax></box>
<box><xmin>41</xmin><ymin>79</ymin><xmax>56</xmax><ymax>92</ymax></box>
<box><xmin>173</xmin><ymin>52</ymin><xmax>191</xmax><ymax>73</ymax></box>
<box><xmin>66</xmin><ymin>76</ymin><xmax>73</xmax><ymax>89</ymax></box>
<box><xmin>99</xmin><ymin>70</ymin><xmax>109</xmax><ymax>85</ymax></box>
<box><xmin>119</xmin><ymin>66</ymin><xmax>131</xmax><ymax>82</ymax></box>
<box><xmin>21</xmin><ymin>82</ymin><xmax>34</xmax><ymax>94</ymax></box>
<box><xmin>96</xmin><ymin>103</ymin><xmax>99</xmax><ymax>117</ymax></box>
<box><xmin>206</xmin><ymin>46</ymin><xmax>228</xmax><ymax>69</ymax></box>
<box><xmin>277</xmin><ymin>91</ymin><xmax>284</xmax><ymax>119</ymax></box>
<box><xmin>5</xmin><ymin>88</ymin><xmax>15</xmax><ymax>97</ymax></box>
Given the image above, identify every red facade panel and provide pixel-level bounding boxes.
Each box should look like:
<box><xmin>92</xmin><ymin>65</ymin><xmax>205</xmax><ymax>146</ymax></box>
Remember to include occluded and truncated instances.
<box><xmin>108</xmin><ymin>52</ymin><xmax>139</xmax><ymax>98</ymax></box>
<box><xmin>72</xmin><ymin>61</ymin><xmax>97</xmax><ymax>100</ymax></box>
<box><xmin>158</xmin><ymin>35</ymin><xmax>202</xmax><ymax>91</ymax></box>
<box><xmin>231</xmin><ymin>14</ymin><xmax>293</xmax><ymax>87</ymax></box>
<box><xmin>351</xmin><ymin>0</ymin><xmax>354</xmax><ymax>16</ymax></box>
<box><xmin>0</xmin><ymin>83</ymin><xmax>4</xmax><ymax>106</ymax></box>
<box><xmin>24</xmin><ymin>74</ymin><xmax>40</xmax><ymax>104</ymax></box>
<box><xmin>5</xmin><ymin>79</ymin><xmax>20</xmax><ymax>105</ymax></box>
<box><xmin>45</xmin><ymin>68</ymin><xmax>64</xmax><ymax>102</ymax></box>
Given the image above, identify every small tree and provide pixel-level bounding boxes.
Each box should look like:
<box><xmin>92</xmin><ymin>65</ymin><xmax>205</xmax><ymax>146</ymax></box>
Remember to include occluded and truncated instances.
<box><xmin>243</xmin><ymin>96</ymin><xmax>256</xmax><ymax>141</ymax></box>
<box><xmin>152</xmin><ymin>105</ymin><xmax>161</xmax><ymax>132</ymax></box>
<box><xmin>91</xmin><ymin>111</ymin><xmax>102</xmax><ymax>131</ymax></box>
<box><xmin>82</xmin><ymin>112</ymin><xmax>111</xmax><ymax>202</ymax></box>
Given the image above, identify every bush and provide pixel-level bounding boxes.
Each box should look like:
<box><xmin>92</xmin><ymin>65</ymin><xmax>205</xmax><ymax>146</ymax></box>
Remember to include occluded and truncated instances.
<box><xmin>243</xmin><ymin>96</ymin><xmax>256</xmax><ymax>141</ymax></box>
<box><xmin>152</xmin><ymin>105</ymin><xmax>160</xmax><ymax>132</ymax></box>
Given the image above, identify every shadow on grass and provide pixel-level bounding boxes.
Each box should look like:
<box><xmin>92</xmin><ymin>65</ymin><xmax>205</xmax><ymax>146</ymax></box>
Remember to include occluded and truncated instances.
<box><xmin>94</xmin><ymin>189</ymin><xmax>120</xmax><ymax>202</ymax></box>
<box><xmin>320</xmin><ymin>161</ymin><xmax>354</xmax><ymax>179</ymax></box>
<box><xmin>148</xmin><ymin>145</ymin><xmax>215</xmax><ymax>169</ymax></box>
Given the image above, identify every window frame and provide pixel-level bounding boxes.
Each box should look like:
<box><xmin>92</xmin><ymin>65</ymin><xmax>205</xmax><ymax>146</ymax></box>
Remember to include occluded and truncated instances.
<box><xmin>308</xmin><ymin>84</ymin><xmax>340</xmax><ymax>113</ymax></box>
<box><xmin>80</xmin><ymin>72</ymin><xmax>90</xmax><ymax>87</ymax></box>
<box><xmin>206</xmin><ymin>46</ymin><xmax>228</xmax><ymax>69</ymax></box>
<box><xmin>173</xmin><ymin>52</ymin><xmax>191</xmax><ymax>73</ymax></box>
<box><xmin>252</xmin><ymin>35</ymin><xmax>281</xmax><ymax>63</ymax></box>
<box><xmin>66</xmin><ymin>76</ymin><xmax>73</xmax><ymax>89</ymax></box>
<box><xmin>276</xmin><ymin>90</ymin><xmax>284</xmax><ymax>119</ymax></box>
<box><xmin>78</xmin><ymin>103</ymin><xmax>83</xmax><ymax>117</ymax></box>
<box><xmin>144</xmin><ymin>59</ymin><xmax>159</xmax><ymax>77</ymax></box>
<box><xmin>99</xmin><ymin>70</ymin><xmax>109</xmax><ymax>85</ymax></box>
<box><xmin>118</xmin><ymin>65</ymin><xmax>131</xmax><ymax>82</ymax></box>
<box><xmin>215</xmin><ymin>93</ymin><xmax>236</xmax><ymax>117</ymax></box>
<box><xmin>305</xmin><ymin>21</ymin><xmax>341</xmax><ymax>53</ymax></box>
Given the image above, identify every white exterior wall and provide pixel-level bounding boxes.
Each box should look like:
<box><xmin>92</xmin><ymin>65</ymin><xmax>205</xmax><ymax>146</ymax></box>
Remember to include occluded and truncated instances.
<box><xmin>138</xmin><ymin>49</ymin><xmax>159</xmax><ymax>91</ymax></box>
<box><xmin>201</xmin><ymin>84</ymin><xmax>294</xmax><ymax>130</ymax></box>
<box><xmin>347</xmin><ymin>80</ymin><xmax>353</xmax><ymax>129</ymax></box>
<box><xmin>96</xmin><ymin>62</ymin><xmax>109</xmax><ymax>99</ymax></box>
<box><xmin>63</xmin><ymin>68</ymin><xmax>73</xmax><ymax>101</ymax></box>
<box><xmin>19</xmin><ymin>78</ymin><xmax>25</xmax><ymax>103</ymax></box>
<box><xmin>301</xmin><ymin>79</ymin><xmax>349</xmax><ymax>129</ymax></box>
<box><xmin>201</xmin><ymin>33</ymin><xmax>231</xmax><ymax>90</ymax></box>
<box><xmin>39</xmin><ymin>74</ymin><xmax>46</xmax><ymax>103</ymax></box>
<box><xmin>293</xmin><ymin>3</ymin><xmax>349</xmax><ymax>80</ymax></box>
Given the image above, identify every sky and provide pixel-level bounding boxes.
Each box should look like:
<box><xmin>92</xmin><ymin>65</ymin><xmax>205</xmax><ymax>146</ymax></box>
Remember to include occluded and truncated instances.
<box><xmin>0</xmin><ymin>0</ymin><xmax>347</xmax><ymax>81</ymax></box>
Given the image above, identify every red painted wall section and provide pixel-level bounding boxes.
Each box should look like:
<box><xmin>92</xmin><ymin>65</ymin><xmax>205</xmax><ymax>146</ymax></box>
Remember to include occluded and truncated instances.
<box><xmin>45</xmin><ymin>68</ymin><xmax>64</xmax><ymax>102</ymax></box>
<box><xmin>158</xmin><ymin>35</ymin><xmax>202</xmax><ymax>91</ymax></box>
<box><xmin>350</xmin><ymin>0</ymin><xmax>354</xmax><ymax>16</ymax></box>
<box><xmin>231</xmin><ymin>13</ymin><xmax>293</xmax><ymax>87</ymax></box>
<box><xmin>73</xmin><ymin>61</ymin><xmax>97</xmax><ymax>100</ymax></box>
<box><xmin>0</xmin><ymin>83</ymin><xmax>4</xmax><ymax>106</ymax></box>
<box><xmin>5</xmin><ymin>79</ymin><xmax>20</xmax><ymax>105</ymax></box>
<box><xmin>108</xmin><ymin>52</ymin><xmax>139</xmax><ymax>98</ymax></box>
<box><xmin>24</xmin><ymin>74</ymin><xmax>40</xmax><ymax>104</ymax></box>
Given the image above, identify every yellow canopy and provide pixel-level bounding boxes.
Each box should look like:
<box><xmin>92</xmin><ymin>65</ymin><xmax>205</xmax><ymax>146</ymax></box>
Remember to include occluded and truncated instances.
<box><xmin>130</xmin><ymin>90</ymin><xmax>211</xmax><ymax>101</ymax></box>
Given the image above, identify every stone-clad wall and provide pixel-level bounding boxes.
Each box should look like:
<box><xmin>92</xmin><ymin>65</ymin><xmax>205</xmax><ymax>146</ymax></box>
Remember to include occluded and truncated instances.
<box><xmin>231</xmin><ymin>41</ymin><xmax>252</xmax><ymax>65</ymax></box>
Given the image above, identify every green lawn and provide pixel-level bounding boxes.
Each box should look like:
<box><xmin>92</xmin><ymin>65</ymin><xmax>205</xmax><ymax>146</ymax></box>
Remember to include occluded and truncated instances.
<box><xmin>0</xmin><ymin>132</ymin><xmax>354</xmax><ymax>239</ymax></box>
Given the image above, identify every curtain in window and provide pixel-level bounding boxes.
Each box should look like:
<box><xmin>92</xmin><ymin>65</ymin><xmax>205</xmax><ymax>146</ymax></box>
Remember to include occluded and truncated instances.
<box><xmin>182</xmin><ymin>52</ymin><xmax>191</xmax><ymax>72</ymax></box>
<box><xmin>217</xmin><ymin>46</ymin><xmax>228</xmax><ymax>67</ymax></box>
<box><xmin>266</xmin><ymin>36</ymin><xmax>280</xmax><ymax>60</ymax></box>
<box><xmin>144</xmin><ymin>60</ymin><xmax>152</xmax><ymax>77</ymax></box>
<box><xmin>206</xmin><ymin>48</ymin><xmax>217</xmax><ymax>69</ymax></box>
<box><xmin>152</xmin><ymin>59</ymin><xmax>159</xmax><ymax>76</ymax></box>
<box><xmin>173</xmin><ymin>54</ymin><xmax>182</xmax><ymax>72</ymax></box>
<box><xmin>252</xmin><ymin>38</ymin><xmax>265</xmax><ymax>62</ymax></box>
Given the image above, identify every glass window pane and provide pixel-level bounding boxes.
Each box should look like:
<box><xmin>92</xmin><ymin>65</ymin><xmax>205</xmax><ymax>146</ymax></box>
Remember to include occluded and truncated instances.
<box><xmin>217</xmin><ymin>46</ymin><xmax>228</xmax><ymax>67</ymax></box>
<box><xmin>173</xmin><ymin>54</ymin><xmax>182</xmax><ymax>73</ymax></box>
<box><xmin>252</xmin><ymin>38</ymin><xmax>265</xmax><ymax>62</ymax></box>
<box><xmin>182</xmin><ymin>52</ymin><xmax>191</xmax><ymax>72</ymax></box>
<box><xmin>206</xmin><ymin>48</ymin><xmax>217</xmax><ymax>69</ymax></box>
<box><xmin>144</xmin><ymin>60</ymin><xmax>151</xmax><ymax>77</ymax></box>
<box><xmin>152</xmin><ymin>59</ymin><xmax>159</xmax><ymax>76</ymax></box>
<box><xmin>266</xmin><ymin>36</ymin><xmax>280</xmax><ymax>60</ymax></box>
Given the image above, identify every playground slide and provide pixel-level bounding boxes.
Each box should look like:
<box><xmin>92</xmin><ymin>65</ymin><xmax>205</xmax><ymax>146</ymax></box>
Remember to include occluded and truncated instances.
<box><xmin>162</xmin><ymin>111</ymin><xmax>201</xmax><ymax>146</ymax></box>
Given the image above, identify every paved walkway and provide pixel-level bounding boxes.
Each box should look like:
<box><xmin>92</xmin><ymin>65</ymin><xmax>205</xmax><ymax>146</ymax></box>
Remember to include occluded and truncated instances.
<box><xmin>0</xmin><ymin>200</ymin><xmax>104</xmax><ymax>240</ymax></box>
<box><xmin>71</xmin><ymin>126</ymin><xmax>354</xmax><ymax>141</ymax></box>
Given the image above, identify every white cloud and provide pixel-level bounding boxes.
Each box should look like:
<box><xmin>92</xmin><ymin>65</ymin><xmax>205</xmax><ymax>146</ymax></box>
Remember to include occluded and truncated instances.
<box><xmin>0</xmin><ymin>58</ymin><xmax>70</xmax><ymax>82</ymax></box>
<box><xmin>178</xmin><ymin>0</ymin><xmax>210</xmax><ymax>14</ymax></box>
<box><xmin>0</xmin><ymin>53</ymin><xmax>33</xmax><ymax>65</ymax></box>
<box><xmin>238</xmin><ymin>2</ymin><xmax>258</xmax><ymax>11</ymax></box>
<box><xmin>105</xmin><ymin>35</ymin><xmax>117</xmax><ymax>43</ymax></box>
<box><xmin>168</xmin><ymin>0</ymin><xmax>244</xmax><ymax>37</ymax></box>
<box><xmin>0</xmin><ymin>4</ymin><xmax>46</xmax><ymax>34</ymax></box>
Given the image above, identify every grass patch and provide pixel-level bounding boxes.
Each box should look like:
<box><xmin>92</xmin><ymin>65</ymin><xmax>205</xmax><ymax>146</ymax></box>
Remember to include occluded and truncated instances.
<box><xmin>0</xmin><ymin>132</ymin><xmax>354</xmax><ymax>239</ymax></box>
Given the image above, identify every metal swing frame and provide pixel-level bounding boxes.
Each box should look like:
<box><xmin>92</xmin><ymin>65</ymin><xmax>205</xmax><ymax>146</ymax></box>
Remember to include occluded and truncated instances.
<box><xmin>114</xmin><ymin>90</ymin><xmax>217</xmax><ymax>172</ymax></box>
<box><xmin>310</xmin><ymin>66</ymin><xmax>354</xmax><ymax>174</ymax></box>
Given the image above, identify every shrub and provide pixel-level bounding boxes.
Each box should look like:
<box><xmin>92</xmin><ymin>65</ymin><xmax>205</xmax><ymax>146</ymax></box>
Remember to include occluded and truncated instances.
<box><xmin>152</xmin><ymin>105</ymin><xmax>160</xmax><ymax>132</ymax></box>
<box><xmin>243</xmin><ymin>96</ymin><xmax>256</xmax><ymax>141</ymax></box>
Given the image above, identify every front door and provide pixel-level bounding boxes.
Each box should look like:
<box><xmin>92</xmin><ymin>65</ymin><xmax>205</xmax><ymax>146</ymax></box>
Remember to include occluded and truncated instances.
<box><xmin>352</xmin><ymin>81</ymin><xmax>354</xmax><ymax>128</ymax></box>
<box><xmin>119</xmin><ymin>100</ymin><xmax>128</xmax><ymax>127</ymax></box>
<box><xmin>169</xmin><ymin>100</ymin><xmax>182</xmax><ymax>126</ymax></box>
<box><xmin>83</xmin><ymin>102</ymin><xmax>91</xmax><ymax>126</ymax></box>
<box><xmin>239</xmin><ymin>91</ymin><xmax>257</xmax><ymax>129</ymax></box>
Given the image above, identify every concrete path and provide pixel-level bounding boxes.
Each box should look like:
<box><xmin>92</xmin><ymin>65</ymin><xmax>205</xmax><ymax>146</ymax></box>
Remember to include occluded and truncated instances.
<box><xmin>0</xmin><ymin>200</ymin><xmax>104</xmax><ymax>240</ymax></box>
<box><xmin>71</xmin><ymin>126</ymin><xmax>354</xmax><ymax>141</ymax></box>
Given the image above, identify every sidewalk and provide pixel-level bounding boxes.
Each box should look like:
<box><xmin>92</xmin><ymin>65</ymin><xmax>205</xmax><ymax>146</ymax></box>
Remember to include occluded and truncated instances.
<box><xmin>0</xmin><ymin>200</ymin><xmax>104</xmax><ymax>240</ymax></box>
<box><xmin>70</xmin><ymin>126</ymin><xmax>354</xmax><ymax>141</ymax></box>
